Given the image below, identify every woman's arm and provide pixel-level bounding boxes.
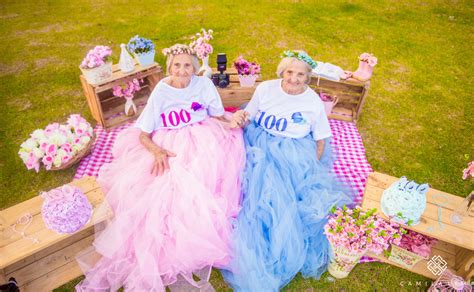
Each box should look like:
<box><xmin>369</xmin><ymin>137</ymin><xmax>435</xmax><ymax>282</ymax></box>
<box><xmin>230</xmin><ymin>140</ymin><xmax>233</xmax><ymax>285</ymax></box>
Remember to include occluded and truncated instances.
<box><xmin>139</xmin><ymin>131</ymin><xmax>176</xmax><ymax>176</ymax></box>
<box><xmin>316</xmin><ymin>139</ymin><xmax>325</xmax><ymax>161</ymax></box>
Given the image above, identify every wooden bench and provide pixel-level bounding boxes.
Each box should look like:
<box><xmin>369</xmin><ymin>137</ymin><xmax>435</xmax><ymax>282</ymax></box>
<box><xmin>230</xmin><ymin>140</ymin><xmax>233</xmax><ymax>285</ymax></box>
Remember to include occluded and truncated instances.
<box><xmin>361</xmin><ymin>172</ymin><xmax>474</xmax><ymax>281</ymax></box>
<box><xmin>215</xmin><ymin>68</ymin><xmax>369</xmax><ymax>123</ymax></box>
<box><xmin>0</xmin><ymin>176</ymin><xmax>111</xmax><ymax>291</ymax></box>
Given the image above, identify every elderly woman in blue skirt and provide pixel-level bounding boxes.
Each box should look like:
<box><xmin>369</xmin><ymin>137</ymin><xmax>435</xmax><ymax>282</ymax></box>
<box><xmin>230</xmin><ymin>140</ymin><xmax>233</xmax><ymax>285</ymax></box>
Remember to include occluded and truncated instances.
<box><xmin>223</xmin><ymin>51</ymin><xmax>355</xmax><ymax>291</ymax></box>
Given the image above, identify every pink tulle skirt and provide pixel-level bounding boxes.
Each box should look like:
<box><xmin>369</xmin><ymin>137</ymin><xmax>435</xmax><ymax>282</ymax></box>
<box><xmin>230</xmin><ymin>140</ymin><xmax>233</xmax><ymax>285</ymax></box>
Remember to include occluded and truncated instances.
<box><xmin>75</xmin><ymin>117</ymin><xmax>245</xmax><ymax>291</ymax></box>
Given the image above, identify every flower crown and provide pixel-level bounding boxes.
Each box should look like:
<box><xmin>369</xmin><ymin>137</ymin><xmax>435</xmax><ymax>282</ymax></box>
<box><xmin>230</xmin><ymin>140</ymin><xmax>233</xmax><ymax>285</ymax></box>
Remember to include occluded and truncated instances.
<box><xmin>162</xmin><ymin>44</ymin><xmax>195</xmax><ymax>57</ymax></box>
<box><xmin>281</xmin><ymin>50</ymin><xmax>318</xmax><ymax>69</ymax></box>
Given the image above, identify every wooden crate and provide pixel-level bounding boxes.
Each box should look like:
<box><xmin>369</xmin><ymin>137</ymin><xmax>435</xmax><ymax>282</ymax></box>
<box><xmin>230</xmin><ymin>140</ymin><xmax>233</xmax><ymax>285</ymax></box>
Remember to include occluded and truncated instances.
<box><xmin>215</xmin><ymin>68</ymin><xmax>369</xmax><ymax>122</ymax></box>
<box><xmin>0</xmin><ymin>177</ymin><xmax>111</xmax><ymax>291</ymax></box>
<box><xmin>361</xmin><ymin>172</ymin><xmax>474</xmax><ymax>281</ymax></box>
<box><xmin>309</xmin><ymin>76</ymin><xmax>369</xmax><ymax>123</ymax></box>
<box><xmin>80</xmin><ymin>62</ymin><xmax>163</xmax><ymax>130</ymax></box>
<box><xmin>213</xmin><ymin>68</ymin><xmax>262</xmax><ymax>108</ymax></box>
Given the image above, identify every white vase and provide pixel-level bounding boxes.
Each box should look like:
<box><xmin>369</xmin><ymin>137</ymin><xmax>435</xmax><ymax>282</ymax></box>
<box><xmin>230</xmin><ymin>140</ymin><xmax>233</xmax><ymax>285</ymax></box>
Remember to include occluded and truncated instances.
<box><xmin>199</xmin><ymin>55</ymin><xmax>213</xmax><ymax>79</ymax></box>
<box><xmin>327</xmin><ymin>243</ymin><xmax>366</xmax><ymax>279</ymax></box>
<box><xmin>323</xmin><ymin>97</ymin><xmax>339</xmax><ymax>116</ymax></box>
<box><xmin>119</xmin><ymin>43</ymin><xmax>135</xmax><ymax>73</ymax></box>
<box><xmin>80</xmin><ymin>62</ymin><xmax>113</xmax><ymax>85</ymax></box>
<box><xmin>124</xmin><ymin>97</ymin><xmax>137</xmax><ymax>116</ymax></box>
<box><xmin>238</xmin><ymin>74</ymin><xmax>258</xmax><ymax>87</ymax></box>
<box><xmin>135</xmin><ymin>51</ymin><xmax>155</xmax><ymax>67</ymax></box>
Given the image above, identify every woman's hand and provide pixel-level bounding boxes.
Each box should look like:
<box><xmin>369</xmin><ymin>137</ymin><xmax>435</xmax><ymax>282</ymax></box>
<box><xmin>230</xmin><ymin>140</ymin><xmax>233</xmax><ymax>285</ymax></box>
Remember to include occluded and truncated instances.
<box><xmin>151</xmin><ymin>148</ymin><xmax>176</xmax><ymax>176</ymax></box>
<box><xmin>230</xmin><ymin>110</ymin><xmax>249</xmax><ymax>128</ymax></box>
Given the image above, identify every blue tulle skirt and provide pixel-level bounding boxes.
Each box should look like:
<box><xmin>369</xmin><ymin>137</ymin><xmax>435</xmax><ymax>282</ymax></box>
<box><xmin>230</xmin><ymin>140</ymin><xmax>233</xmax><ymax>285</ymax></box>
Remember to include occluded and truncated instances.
<box><xmin>222</xmin><ymin>122</ymin><xmax>355</xmax><ymax>291</ymax></box>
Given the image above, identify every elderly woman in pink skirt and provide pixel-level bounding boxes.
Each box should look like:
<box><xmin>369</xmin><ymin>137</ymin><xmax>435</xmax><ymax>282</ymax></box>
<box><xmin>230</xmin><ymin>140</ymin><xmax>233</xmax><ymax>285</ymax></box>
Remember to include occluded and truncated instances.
<box><xmin>76</xmin><ymin>44</ymin><xmax>245</xmax><ymax>291</ymax></box>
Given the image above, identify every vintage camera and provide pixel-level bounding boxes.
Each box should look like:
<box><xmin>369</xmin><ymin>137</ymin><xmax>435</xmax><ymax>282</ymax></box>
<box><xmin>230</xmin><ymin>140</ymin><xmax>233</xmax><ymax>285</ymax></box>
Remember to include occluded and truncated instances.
<box><xmin>211</xmin><ymin>53</ymin><xmax>230</xmax><ymax>88</ymax></box>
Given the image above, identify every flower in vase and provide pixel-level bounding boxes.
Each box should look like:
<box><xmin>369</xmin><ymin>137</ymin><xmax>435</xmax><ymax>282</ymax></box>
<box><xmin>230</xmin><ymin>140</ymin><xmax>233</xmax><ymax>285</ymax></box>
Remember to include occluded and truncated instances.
<box><xmin>189</xmin><ymin>28</ymin><xmax>213</xmax><ymax>59</ymax></box>
<box><xmin>234</xmin><ymin>56</ymin><xmax>261</xmax><ymax>76</ymax></box>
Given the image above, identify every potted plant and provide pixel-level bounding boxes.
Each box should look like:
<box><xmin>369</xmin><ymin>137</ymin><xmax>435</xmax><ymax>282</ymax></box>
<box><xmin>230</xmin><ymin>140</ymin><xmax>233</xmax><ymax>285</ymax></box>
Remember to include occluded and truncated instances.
<box><xmin>234</xmin><ymin>56</ymin><xmax>260</xmax><ymax>87</ymax></box>
<box><xmin>80</xmin><ymin>45</ymin><xmax>113</xmax><ymax>85</ymax></box>
<box><xmin>18</xmin><ymin>114</ymin><xmax>95</xmax><ymax>172</ymax></box>
<box><xmin>127</xmin><ymin>35</ymin><xmax>155</xmax><ymax>67</ymax></box>
<box><xmin>388</xmin><ymin>230</ymin><xmax>437</xmax><ymax>269</ymax></box>
<box><xmin>189</xmin><ymin>28</ymin><xmax>213</xmax><ymax>78</ymax></box>
<box><xmin>319</xmin><ymin>92</ymin><xmax>339</xmax><ymax>116</ymax></box>
<box><xmin>112</xmin><ymin>78</ymin><xmax>143</xmax><ymax>116</ymax></box>
<box><xmin>324</xmin><ymin>206</ymin><xmax>404</xmax><ymax>278</ymax></box>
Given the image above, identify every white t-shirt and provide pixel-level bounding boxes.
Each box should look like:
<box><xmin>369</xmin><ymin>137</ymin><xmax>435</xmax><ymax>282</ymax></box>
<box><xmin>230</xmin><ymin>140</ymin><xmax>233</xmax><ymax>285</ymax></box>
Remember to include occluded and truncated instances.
<box><xmin>135</xmin><ymin>76</ymin><xmax>225</xmax><ymax>133</ymax></box>
<box><xmin>245</xmin><ymin>79</ymin><xmax>332</xmax><ymax>140</ymax></box>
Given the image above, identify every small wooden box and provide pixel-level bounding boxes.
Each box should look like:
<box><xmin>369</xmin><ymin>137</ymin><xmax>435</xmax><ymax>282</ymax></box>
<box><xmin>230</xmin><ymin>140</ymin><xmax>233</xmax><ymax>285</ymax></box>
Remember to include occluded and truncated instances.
<box><xmin>0</xmin><ymin>177</ymin><xmax>111</xmax><ymax>291</ymax></box>
<box><xmin>80</xmin><ymin>63</ymin><xmax>163</xmax><ymax>130</ymax></box>
<box><xmin>309</xmin><ymin>76</ymin><xmax>370</xmax><ymax>123</ymax></box>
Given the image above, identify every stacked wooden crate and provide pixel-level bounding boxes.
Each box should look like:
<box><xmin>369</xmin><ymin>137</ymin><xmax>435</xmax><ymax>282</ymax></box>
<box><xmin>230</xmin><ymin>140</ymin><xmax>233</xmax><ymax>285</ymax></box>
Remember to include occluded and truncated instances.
<box><xmin>80</xmin><ymin>63</ymin><xmax>163</xmax><ymax>130</ymax></box>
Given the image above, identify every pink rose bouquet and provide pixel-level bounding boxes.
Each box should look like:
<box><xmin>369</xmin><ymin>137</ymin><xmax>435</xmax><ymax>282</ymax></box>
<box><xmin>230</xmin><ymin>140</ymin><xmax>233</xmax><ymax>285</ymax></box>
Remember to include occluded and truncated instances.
<box><xmin>189</xmin><ymin>28</ymin><xmax>213</xmax><ymax>59</ymax></box>
<box><xmin>112</xmin><ymin>78</ymin><xmax>142</xmax><ymax>99</ymax></box>
<box><xmin>80</xmin><ymin>46</ymin><xmax>112</xmax><ymax>69</ymax></box>
<box><xmin>324</xmin><ymin>206</ymin><xmax>405</xmax><ymax>255</ymax></box>
<box><xmin>18</xmin><ymin>114</ymin><xmax>94</xmax><ymax>171</ymax></box>
<box><xmin>234</xmin><ymin>56</ymin><xmax>261</xmax><ymax>76</ymax></box>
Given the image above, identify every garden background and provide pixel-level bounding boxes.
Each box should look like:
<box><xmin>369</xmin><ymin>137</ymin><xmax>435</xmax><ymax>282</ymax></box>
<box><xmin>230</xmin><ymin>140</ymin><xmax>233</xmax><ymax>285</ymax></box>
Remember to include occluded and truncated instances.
<box><xmin>1</xmin><ymin>0</ymin><xmax>472</xmax><ymax>290</ymax></box>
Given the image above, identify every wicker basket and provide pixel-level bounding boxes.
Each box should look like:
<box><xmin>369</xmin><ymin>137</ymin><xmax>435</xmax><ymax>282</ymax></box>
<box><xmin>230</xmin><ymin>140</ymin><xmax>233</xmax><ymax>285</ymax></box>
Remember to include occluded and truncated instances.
<box><xmin>388</xmin><ymin>244</ymin><xmax>426</xmax><ymax>269</ymax></box>
<box><xmin>51</xmin><ymin>134</ymin><xmax>95</xmax><ymax>171</ymax></box>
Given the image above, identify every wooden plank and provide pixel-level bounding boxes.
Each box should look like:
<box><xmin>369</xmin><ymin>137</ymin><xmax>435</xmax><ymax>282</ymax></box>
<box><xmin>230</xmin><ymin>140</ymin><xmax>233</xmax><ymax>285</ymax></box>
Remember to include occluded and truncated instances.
<box><xmin>5</xmin><ymin>233</ymin><xmax>94</xmax><ymax>287</ymax></box>
<box><xmin>366</xmin><ymin>172</ymin><xmax>468</xmax><ymax>210</ymax></box>
<box><xmin>309</xmin><ymin>77</ymin><xmax>365</xmax><ymax>94</ymax></box>
<box><xmin>1</xmin><ymin>188</ymin><xmax>111</xmax><ymax>269</ymax></box>
<box><xmin>363</xmin><ymin>184</ymin><xmax>474</xmax><ymax>233</ymax></box>
<box><xmin>355</xmin><ymin>82</ymin><xmax>370</xmax><ymax>121</ymax></box>
<box><xmin>366</xmin><ymin>250</ymin><xmax>455</xmax><ymax>280</ymax></box>
<box><xmin>362</xmin><ymin>198</ymin><xmax>474</xmax><ymax>250</ymax></box>
<box><xmin>3</xmin><ymin>228</ymin><xmax>94</xmax><ymax>275</ymax></box>
<box><xmin>80</xmin><ymin>76</ymin><xmax>102</xmax><ymax>125</ymax></box>
<box><xmin>94</xmin><ymin>66</ymin><xmax>162</xmax><ymax>94</ymax></box>
<box><xmin>82</xmin><ymin>62</ymin><xmax>161</xmax><ymax>89</ymax></box>
<box><xmin>19</xmin><ymin>255</ymin><xmax>84</xmax><ymax>292</ymax></box>
<box><xmin>104</xmin><ymin>106</ymin><xmax>146</xmax><ymax>130</ymax></box>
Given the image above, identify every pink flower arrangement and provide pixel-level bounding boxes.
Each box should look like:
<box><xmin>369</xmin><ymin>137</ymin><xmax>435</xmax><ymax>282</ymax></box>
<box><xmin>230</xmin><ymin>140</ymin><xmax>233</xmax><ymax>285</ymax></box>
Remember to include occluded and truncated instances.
<box><xmin>18</xmin><ymin>114</ymin><xmax>94</xmax><ymax>172</ymax></box>
<box><xmin>189</xmin><ymin>28</ymin><xmax>213</xmax><ymax>59</ymax></box>
<box><xmin>359</xmin><ymin>53</ymin><xmax>378</xmax><ymax>67</ymax></box>
<box><xmin>462</xmin><ymin>161</ymin><xmax>474</xmax><ymax>180</ymax></box>
<box><xmin>324</xmin><ymin>206</ymin><xmax>404</xmax><ymax>255</ymax></box>
<box><xmin>320</xmin><ymin>92</ymin><xmax>336</xmax><ymax>102</ymax></box>
<box><xmin>80</xmin><ymin>45</ymin><xmax>112</xmax><ymax>69</ymax></box>
<box><xmin>112</xmin><ymin>78</ymin><xmax>142</xmax><ymax>99</ymax></box>
<box><xmin>234</xmin><ymin>56</ymin><xmax>261</xmax><ymax>76</ymax></box>
<box><xmin>394</xmin><ymin>230</ymin><xmax>437</xmax><ymax>258</ymax></box>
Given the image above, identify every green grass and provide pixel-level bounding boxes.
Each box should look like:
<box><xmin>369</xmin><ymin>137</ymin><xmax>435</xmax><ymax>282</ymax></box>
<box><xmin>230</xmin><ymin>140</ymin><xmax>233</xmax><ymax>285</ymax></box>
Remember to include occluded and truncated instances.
<box><xmin>1</xmin><ymin>0</ymin><xmax>472</xmax><ymax>290</ymax></box>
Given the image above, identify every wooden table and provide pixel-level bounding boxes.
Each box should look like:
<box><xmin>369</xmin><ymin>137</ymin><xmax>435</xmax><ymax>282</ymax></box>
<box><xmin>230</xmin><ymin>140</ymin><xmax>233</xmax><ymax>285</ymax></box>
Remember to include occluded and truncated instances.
<box><xmin>0</xmin><ymin>177</ymin><xmax>111</xmax><ymax>291</ymax></box>
<box><xmin>361</xmin><ymin>172</ymin><xmax>474</xmax><ymax>280</ymax></box>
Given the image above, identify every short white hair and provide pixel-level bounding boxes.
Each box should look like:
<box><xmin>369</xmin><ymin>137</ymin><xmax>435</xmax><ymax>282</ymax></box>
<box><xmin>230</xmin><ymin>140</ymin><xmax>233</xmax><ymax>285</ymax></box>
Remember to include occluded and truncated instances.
<box><xmin>165</xmin><ymin>53</ymin><xmax>201</xmax><ymax>76</ymax></box>
<box><xmin>276</xmin><ymin>51</ymin><xmax>313</xmax><ymax>84</ymax></box>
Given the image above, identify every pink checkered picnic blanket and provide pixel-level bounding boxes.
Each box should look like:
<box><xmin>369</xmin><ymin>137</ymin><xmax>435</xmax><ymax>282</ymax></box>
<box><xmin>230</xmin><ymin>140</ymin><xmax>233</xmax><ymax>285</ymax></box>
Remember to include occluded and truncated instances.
<box><xmin>74</xmin><ymin>118</ymin><xmax>375</xmax><ymax>262</ymax></box>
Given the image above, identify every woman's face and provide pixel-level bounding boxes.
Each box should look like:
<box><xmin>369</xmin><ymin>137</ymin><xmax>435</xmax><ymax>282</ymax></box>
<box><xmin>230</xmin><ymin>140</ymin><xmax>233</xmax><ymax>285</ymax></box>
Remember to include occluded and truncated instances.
<box><xmin>169</xmin><ymin>53</ymin><xmax>194</xmax><ymax>82</ymax></box>
<box><xmin>281</xmin><ymin>60</ymin><xmax>308</xmax><ymax>94</ymax></box>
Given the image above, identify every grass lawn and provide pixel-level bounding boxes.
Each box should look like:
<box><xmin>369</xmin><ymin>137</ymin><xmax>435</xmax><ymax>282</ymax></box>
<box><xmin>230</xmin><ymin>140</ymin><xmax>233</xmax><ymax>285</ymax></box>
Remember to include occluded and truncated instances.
<box><xmin>1</xmin><ymin>0</ymin><xmax>472</xmax><ymax>290</ymax></box>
